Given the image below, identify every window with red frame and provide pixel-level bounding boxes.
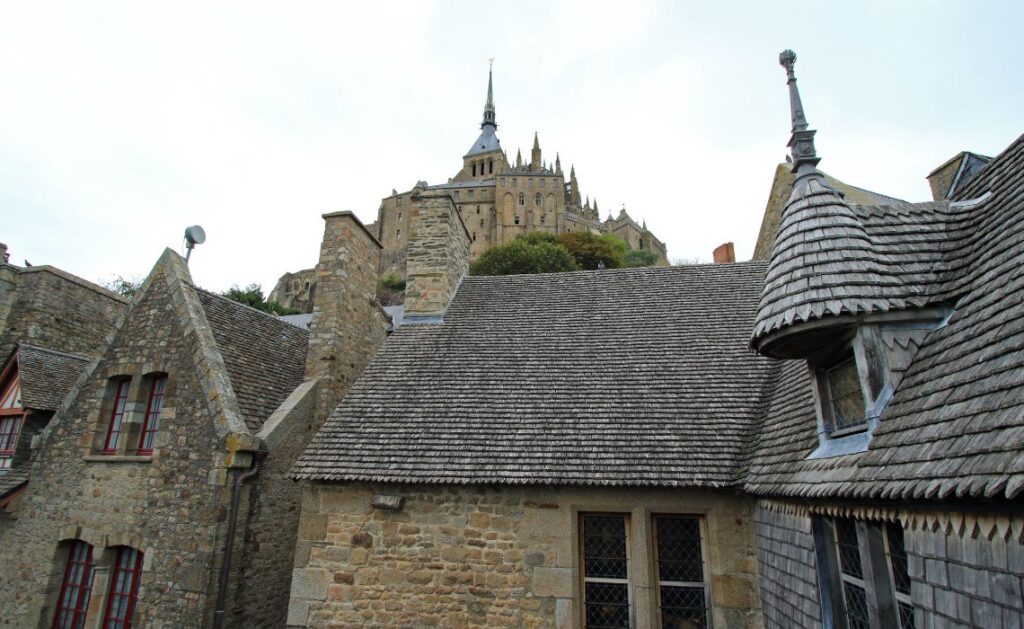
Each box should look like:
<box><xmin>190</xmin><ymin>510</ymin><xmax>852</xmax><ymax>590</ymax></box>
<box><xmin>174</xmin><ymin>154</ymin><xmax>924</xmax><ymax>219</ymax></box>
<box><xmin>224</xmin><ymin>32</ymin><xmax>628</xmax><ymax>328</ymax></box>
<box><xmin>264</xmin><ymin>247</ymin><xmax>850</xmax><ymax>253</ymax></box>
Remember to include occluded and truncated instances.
<box><xmin>136</xmin><ymin>376</ymin><xmax>166</xmax><ymax>454</ymax></box>
<box><xmin>52</xmin><ymin>540</ymin><xmax>96</xmax><ymax>629</ymax></box>
<box><xmin>103</xmin><ymin>547</ymin><xmax>143</xmax><ymax>629</ymax></box>
<box><xmin>102</xmin><ymin>379</ymin><xmax>131</xmax><ymax>454</ymax></box>
<box><xmin>0</xmin><ymin>371</ymin><xmax>23</xmax><ymax>467</ymax></box>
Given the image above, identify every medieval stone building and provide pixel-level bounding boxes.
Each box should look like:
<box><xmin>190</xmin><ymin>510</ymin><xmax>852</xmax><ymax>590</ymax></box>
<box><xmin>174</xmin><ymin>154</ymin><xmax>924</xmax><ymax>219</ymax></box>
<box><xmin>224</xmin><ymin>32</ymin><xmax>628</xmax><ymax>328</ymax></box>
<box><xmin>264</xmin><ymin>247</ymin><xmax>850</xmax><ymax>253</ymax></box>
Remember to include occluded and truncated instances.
<box><xmin>0</xmin><ymin>210</ymin><xmax>389</xmax><ymax>627</ymax></box>
<box><xmin>269</xmin><ymin>66</ymin><xmax>669</xmax><ymax>314</ymax></box>
<box><xmin>3</xmin><ymin>49</ymin><xmax>1023</xmax><ymax>629</ymax></box>
<box><xmin>284</xmin><ymin>52</ymin><xmax>1024</xmax><ymax>629</ymax></box>
<box><xmin>0</xmin><ymin>248</ymin><xmax>128</xmax><ymax>513</ymax></box>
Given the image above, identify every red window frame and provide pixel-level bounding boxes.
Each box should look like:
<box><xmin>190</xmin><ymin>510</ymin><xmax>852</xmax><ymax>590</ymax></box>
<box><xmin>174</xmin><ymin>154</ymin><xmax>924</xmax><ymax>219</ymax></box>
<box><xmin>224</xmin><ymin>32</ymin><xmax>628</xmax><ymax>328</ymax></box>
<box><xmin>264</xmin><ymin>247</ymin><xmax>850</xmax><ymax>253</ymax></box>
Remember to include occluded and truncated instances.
<box><xmin>52</xmin><ymin>540</ymin><xmax>96</xmax><ymax>629</ymax></box>
<box><xmin>102</xmin><ymin>547</ymin><xmax>143</xmax><ymax>629</ymax></box>
<box><xmin>136</xmin><ymin>376</ymin><xmax>166</xmax><ymax>454</ymax></box>
<box><xmin>0</xmin><ymin>370</ymin><xmax>23</xmax><ymax>457</ymax></box>
<box><xmin>102</xmin><ymin>379</ymin><xmax>131</xmax><ymax>454</ymax></box>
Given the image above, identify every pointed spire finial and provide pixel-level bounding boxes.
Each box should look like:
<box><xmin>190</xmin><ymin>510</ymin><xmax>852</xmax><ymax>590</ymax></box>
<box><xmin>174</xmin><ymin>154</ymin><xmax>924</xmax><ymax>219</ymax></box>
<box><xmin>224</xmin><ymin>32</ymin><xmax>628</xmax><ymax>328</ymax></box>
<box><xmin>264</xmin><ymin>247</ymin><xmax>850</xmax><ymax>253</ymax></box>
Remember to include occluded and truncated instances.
<box><xmin>533</xmin><ymin>132</ymin><xmax>540</xmax><ymax>150</ymax></box>
<box><xmin>779</xmin><ymin>50</ymin><xmax>820</xmax><ymax>176</ymax></box>
<box><xmin>481</xmin><ymin>60</ymin><xmax>496</xmax><ymax>129</ymax></box>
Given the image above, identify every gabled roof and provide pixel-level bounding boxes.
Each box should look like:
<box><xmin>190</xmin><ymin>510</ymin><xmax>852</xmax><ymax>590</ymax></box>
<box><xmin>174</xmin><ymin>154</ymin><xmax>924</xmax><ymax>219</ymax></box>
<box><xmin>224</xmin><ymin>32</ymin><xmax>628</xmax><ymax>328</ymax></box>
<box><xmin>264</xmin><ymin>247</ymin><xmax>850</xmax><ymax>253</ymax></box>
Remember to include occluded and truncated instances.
<box><xmin>746</xmin><ymin>132</ymin><xmax>1024</xmax><ymax>501</ymax></box>
<box><xmin>292</xmin><ymin>263</ymin><xmax>774</xmax><ymax>487</ymax></box>
<box><xmin>196</xmin><ymin>290</ymin><xmax>308</xmax><ymax>432</ymax></box>
<box><xmin>13</xmin><ymin>344</ymin><xmax>89</xmax><ymax>411</ymax></box>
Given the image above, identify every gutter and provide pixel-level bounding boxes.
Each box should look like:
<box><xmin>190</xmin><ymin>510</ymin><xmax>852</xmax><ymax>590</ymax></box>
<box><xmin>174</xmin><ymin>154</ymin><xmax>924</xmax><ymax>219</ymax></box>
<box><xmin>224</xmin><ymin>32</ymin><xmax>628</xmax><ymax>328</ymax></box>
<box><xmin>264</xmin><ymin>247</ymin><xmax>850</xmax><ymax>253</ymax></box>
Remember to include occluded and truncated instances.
<box><xmin>211</xmin><ymin>451</ymin><xmax>266</xmax><ymax>629</ymax></box>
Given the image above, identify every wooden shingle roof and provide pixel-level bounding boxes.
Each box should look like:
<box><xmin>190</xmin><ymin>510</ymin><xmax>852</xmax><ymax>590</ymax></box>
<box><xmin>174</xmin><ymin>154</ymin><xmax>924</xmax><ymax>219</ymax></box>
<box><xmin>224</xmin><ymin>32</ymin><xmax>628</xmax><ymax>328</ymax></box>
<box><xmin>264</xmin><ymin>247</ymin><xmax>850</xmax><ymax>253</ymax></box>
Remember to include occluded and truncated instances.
<box><xmin>746</xmin><ymin>132</ymin><xmax>1024</xmax><ymax>500</ymax></box>
<box><xmin>292</xmin><ymin>263</ymin><xmax>774</xmax><ymax>487</ymax></box>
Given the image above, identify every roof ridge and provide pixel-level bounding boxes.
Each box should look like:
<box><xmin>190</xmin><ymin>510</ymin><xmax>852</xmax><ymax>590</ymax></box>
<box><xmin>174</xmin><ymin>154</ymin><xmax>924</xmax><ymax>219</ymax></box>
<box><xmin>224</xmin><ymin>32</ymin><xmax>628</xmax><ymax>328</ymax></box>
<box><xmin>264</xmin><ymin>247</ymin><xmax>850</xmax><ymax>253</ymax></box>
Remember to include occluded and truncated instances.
<box><xmin>15</xmin><ymin>343</ymin><xmax>89</xmax><ymax>362</ymax></box>
<box><xmin>195</xmin><ymin>287</ymin><xmax>310</xmax><ymax>337</ymax></box>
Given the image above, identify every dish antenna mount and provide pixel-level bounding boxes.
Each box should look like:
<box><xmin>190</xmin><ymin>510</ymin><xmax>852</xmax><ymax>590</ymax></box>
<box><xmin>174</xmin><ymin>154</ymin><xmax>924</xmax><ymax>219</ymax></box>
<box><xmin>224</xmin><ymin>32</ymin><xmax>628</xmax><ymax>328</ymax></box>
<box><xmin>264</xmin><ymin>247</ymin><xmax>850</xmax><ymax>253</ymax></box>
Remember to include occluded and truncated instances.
<box><xmin>183</xmin><ymin>225</ymin><xmax>206</xmax><ymax>264</ymax></box>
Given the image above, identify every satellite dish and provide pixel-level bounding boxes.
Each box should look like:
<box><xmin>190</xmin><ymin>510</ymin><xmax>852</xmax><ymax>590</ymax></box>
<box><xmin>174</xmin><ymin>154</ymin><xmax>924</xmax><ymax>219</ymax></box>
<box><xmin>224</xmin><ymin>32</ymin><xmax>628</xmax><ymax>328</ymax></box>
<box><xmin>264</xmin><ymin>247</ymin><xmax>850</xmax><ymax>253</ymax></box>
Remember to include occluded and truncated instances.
<box><xmin>183</xmin><ymin>225</ymin><xmax>206</xmax><ymax>263</ymax></box>
<box><xmin>185</xmin><ymin>225</ymin><xmax>206</xmax><ymax>246</ymax></box>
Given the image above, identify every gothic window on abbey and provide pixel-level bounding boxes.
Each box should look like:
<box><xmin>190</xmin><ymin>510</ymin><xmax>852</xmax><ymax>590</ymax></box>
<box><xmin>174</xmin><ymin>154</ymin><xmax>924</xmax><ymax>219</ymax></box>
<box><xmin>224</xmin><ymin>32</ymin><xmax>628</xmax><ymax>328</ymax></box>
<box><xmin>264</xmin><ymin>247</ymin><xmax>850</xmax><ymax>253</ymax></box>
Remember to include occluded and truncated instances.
<box><xmin>472</xmin><ymin>164</ymin><xmax>476</xmax><ymax>176</ymax></box>
<box><xmin>518</xmin><ymin>193</ymin><xmax>525</xmax><ymax>206</ymax></box>
<box><xmin>489</xmin><ymin>159</ymin><xmax>493</xmax><ymax>174</ymax></box>
<box><xmin>535</xmin><ymin>193</ymin><xmax>542</xmax><ymax>206</ymax></box>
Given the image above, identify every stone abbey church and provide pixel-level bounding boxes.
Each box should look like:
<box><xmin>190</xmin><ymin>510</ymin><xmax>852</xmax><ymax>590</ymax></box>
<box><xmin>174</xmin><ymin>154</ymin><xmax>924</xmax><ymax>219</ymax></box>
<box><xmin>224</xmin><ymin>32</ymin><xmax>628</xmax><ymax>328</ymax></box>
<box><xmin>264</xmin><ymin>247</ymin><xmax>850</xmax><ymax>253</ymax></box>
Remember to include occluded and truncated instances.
<box><xmin>2</xmin><ymin>51</ymin><xmax>1024</xmax><ymax>629</ymax></box>
<box><xmin>269</xmin><ymin>67</ymin><xmax>669</xmax><ymax>314</ymax></box>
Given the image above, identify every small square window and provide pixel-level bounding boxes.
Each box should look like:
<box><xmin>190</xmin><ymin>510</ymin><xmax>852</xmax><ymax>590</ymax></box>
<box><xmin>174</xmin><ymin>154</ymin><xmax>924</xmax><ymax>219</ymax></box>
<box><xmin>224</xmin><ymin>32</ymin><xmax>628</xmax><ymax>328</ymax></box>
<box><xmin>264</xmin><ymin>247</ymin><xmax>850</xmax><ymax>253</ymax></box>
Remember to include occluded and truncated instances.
<box><xmin>826</xmin><ymin>357</ymin><xmax>865</xmax><ymax>432</ymax></box>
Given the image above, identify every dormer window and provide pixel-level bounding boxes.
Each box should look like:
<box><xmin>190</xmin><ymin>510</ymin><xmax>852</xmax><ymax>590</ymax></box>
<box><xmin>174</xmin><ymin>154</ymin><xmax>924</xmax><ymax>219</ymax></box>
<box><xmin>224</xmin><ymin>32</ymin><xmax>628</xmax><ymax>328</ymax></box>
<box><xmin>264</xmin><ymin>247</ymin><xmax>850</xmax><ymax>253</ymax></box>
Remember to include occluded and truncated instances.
<box><xmin>806</xmin><ymin>308</ymin><xmax>951</xmax><ymax>460</ymax></box>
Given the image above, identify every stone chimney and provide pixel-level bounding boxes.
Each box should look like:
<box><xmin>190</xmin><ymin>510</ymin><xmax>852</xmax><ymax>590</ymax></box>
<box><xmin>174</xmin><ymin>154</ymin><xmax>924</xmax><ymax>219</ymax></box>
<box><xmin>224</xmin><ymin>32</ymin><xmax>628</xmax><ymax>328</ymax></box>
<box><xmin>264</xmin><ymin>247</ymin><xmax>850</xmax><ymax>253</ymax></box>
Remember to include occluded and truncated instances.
<box><xmin>403</xmin><ymin>190</ymin><xmax>471</xmax><ymax>323</ymax></box>
<box><xmin>305</xmin><ymin>211</ymin><xmax>387</xmax><ymax>422</ymax></box>
<box><xmin>713</xmin><ymin>242</ymin><xmax>736</xmax><ymax>264</ymax></box>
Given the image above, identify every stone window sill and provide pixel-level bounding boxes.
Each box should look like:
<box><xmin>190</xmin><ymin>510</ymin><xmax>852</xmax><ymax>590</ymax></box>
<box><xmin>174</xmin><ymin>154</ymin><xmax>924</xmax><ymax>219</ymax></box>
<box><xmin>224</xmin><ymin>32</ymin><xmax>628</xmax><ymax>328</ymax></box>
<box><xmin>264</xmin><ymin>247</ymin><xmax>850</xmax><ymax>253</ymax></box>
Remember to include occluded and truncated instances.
<box><xmin>83</xmin><ymin>454</ymin><xmax>153</xmax><ymax>463</ymax></box>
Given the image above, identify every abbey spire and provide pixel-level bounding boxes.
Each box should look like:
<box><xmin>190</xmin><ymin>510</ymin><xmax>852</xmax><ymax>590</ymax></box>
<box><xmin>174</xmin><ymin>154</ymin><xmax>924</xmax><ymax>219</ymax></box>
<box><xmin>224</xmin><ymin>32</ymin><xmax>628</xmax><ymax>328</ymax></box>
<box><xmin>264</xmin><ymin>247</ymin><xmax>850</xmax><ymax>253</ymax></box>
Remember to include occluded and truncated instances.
<box><xmin>482</xmin><ymin>60</ymin><xmax>496</xmax><ymax>129</ymax></box>
<box><xmin>531</xmin><ymin>132</ymin><xmax>542</xmax><ymax>171</ymax></box>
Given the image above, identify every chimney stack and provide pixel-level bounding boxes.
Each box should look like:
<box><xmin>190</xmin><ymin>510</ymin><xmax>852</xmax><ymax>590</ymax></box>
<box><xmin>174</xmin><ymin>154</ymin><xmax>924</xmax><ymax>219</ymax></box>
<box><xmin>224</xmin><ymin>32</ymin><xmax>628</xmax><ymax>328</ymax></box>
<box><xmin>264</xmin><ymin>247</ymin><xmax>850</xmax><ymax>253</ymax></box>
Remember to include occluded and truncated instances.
<box><xmin>713</xmin><ymin>242</ymin><xmax>736</xmax><ymax>264</ymax></box>
<box><xmin>403</xmin><ymin>190</ymin><xmax>471</xmax><ymax>323</ymax></box>
<box><xmin>305</xmin><ymin>211</ymin><xmax>387</xmax><ymax>422</ymax></box>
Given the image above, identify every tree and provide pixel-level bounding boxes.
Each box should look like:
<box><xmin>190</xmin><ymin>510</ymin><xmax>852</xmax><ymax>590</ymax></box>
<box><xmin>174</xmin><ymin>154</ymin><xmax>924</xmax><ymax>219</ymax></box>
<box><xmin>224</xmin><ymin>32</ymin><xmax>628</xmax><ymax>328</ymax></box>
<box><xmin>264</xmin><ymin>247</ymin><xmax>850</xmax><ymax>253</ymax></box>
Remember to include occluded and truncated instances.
<box><xmin>377</xmin><ymin>274</ymin><xmax>406</xmax><ymax>306</ymax></box>
<box><xmin>222</xmin><ymin>283</ymin><xmax>300</xmax><ymax>315</ymax></box>
<box><xmin>555</xmin><ymin>232</ymin><xmax>627</xmax><ymax>270</ymax></box>
<box><xmin>101</xmin><ymin>274</ymin><xmax>143</xmax><ymax>298</ymax></box>
<box><xmin>624</xmin><ymin>249</ymin><xmax>659</xmax><ymax>268</ymax></box>
<box><xmin>469</xmin><ymin>238</ymin><xmax>579</xmax><ymax>276</ymax></box>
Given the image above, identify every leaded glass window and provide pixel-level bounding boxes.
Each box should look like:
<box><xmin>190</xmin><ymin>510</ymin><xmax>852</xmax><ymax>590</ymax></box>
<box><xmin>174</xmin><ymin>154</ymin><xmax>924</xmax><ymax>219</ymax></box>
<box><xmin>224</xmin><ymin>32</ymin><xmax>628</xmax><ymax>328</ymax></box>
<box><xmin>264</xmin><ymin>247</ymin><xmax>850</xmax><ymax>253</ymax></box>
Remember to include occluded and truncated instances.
<box><xmin>654</xmin><ymin>515</ymin><xmax>709</xmax><ymax>629</ymax></box>
<box><xmin>884</xmin><ymin>522</ymin><xmax>915</xmax><ymax>629</ymax></box>
<box><xmin>581</xmin><ymin>514</ymin><xmax>630</xmax><ymax>628</ymax></box>
<box><xmin>825</xmin><ymin>357</ymin><xmax>866</xmax><ymax>432</ymax></box>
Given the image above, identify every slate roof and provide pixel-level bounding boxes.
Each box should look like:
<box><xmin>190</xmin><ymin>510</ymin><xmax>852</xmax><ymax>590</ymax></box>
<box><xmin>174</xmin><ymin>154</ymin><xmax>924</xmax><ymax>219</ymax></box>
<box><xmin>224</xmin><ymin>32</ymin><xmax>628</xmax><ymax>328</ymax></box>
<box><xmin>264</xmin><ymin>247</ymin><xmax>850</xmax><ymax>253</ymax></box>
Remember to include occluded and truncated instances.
<box><xmin>0</xmin><ymin>468</ymin><xmax>28</xmax><ymax>501</ymax></box>
<box><xmin>466</xmin><ymin>125</ymin><xmax>501</xmax><ymax>157</ymax></box>
<box><xmin>292</xmin><ymin>263</ymin><xmax>774</xmax><ymax>486</ymax></box>
<box><xmin>746</xmin><ymin>132</ymin><xmax>1024</xmax><ymax>501</ymax></box>
<box><xmin>196</xmin><ymin>290</ymin><xmax>309</xmax><ymax>432</ymax></box>
<box><xmin>15</xmin><ymin>344</ymin><xmax>90</xmax><ymax>412</ymax></box>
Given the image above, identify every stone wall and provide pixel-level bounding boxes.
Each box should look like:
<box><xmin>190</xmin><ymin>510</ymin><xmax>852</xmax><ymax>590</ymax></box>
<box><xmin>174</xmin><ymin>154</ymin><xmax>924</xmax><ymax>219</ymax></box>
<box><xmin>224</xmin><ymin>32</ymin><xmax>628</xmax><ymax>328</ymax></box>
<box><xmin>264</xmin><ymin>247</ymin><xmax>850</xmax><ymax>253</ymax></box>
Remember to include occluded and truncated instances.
<box><xmin>0</xmin><ymin>265</ymin><xmax>127</xmax><ymax>361</ymax></box>
<box><xmin>753</xmin><ymin>504</ymin><xmax>823</xmax><ymax>628</ymax></box>
<box><xmin>403</xmin><ymin>191</ymin><xmax>471</xmax><ymax>320</ymax></box>
<box><xmin>231</xmin><ymin>380</ymin><xmax>320</xmax><ymax>628</ymax></box>
<box><xmin>0</xmin><ymin>264</ymin><xmax>228</xmax><ymax>628</ymax></box>
<box><xmin>268</xmin><ymin>268</ymin><xmax>317</xmax><ymax>314</ymax></box>
<box><xmin>288</xmin><ymin>483</ymin><xmax>762</xmax><ymax>628</ymax></box>
<box><xmin>304</xmin><ymin>211</ymin><xmax>386</xmax><ymax>423</ymax></box>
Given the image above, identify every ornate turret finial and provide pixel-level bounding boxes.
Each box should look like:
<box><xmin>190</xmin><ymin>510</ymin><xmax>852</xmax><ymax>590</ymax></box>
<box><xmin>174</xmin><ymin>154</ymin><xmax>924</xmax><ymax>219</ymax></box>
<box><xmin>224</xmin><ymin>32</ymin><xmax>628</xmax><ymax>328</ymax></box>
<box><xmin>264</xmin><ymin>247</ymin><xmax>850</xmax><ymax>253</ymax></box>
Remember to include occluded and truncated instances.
<box><xmin>555</xmin><ymin>153</ymin><xmax>562</xmax><ymax>175</ymax></box>
<box><xmin>515</xmin><ymin>148</ymin><xmax>522</xmax><ymax>168</ymax></box>
<box><xmin>779</xmin><ymin>50</ymin><xmax>820</xmax><ymax>176</ymax></box>
<box><xmin>482</xmin><ymin>60</ymin><xmax>496</xmax><ymax>129</ymax></box>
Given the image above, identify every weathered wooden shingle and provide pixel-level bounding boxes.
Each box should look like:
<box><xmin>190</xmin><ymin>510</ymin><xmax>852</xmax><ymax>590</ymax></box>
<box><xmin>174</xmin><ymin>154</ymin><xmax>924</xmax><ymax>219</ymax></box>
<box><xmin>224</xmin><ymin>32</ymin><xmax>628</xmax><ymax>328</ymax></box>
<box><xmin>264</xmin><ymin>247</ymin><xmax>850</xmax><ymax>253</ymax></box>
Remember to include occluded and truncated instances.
<box><xmin>292</xmin><ymin>263</ymin><xmax>774</xmax><ymax>486</ymax></box>
<box><xmin>196</xmin><ymin>290</ymin><xmax>309</xmax><ymax>432</ymax></box>
<box><xmin>16</xmin><ymin>344</ymin><xmax>90</xmax><ymax>412</ymax></box>
<box><xmin>746</xmin><ymin>132</ymin><xmax>1024</xmax><ymax>500</ymax></box>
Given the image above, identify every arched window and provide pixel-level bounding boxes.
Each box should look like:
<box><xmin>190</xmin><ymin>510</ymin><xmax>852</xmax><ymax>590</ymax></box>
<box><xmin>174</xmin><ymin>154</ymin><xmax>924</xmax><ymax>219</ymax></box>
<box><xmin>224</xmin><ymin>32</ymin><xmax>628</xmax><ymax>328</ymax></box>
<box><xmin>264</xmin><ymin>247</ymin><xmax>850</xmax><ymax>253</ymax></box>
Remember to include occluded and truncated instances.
<box><xmin>518</xmin><ymin>193</ymin><xmax>525</xmax><ymax>206</ymax></box>
<box><xmin>472</xmin><ymin>163</ymin><xmax>477</xmax><ymax>176</ymax></box>
<box><xmin>535</xmin><ymin>193</ymin><xmax>542</xmax><ymax>206</ymax></box>
<box><xmin>489</xmin><ymin>160</ymin><xmax>494</xmax><ymax>174</ymax></box>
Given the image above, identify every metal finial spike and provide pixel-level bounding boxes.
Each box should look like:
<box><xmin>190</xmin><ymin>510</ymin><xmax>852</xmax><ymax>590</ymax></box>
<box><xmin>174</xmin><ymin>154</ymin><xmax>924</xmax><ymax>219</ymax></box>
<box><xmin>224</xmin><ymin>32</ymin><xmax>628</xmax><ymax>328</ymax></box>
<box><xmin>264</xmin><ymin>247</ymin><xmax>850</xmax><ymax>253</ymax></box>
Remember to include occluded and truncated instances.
<box><xmin>778</xmin><ymin>49</ymin><xmax>820</xmax><ymax>175</ymax></box>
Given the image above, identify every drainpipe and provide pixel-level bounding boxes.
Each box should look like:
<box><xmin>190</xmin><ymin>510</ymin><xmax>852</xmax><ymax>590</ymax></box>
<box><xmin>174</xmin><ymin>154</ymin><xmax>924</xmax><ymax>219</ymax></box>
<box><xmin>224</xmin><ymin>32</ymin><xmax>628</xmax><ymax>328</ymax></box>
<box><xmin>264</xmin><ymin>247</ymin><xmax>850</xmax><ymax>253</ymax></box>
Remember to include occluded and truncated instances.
<box><xmin>211</xmin><ymin>451</ymin><xmax>265</xmax><ymax>629</ymax></box>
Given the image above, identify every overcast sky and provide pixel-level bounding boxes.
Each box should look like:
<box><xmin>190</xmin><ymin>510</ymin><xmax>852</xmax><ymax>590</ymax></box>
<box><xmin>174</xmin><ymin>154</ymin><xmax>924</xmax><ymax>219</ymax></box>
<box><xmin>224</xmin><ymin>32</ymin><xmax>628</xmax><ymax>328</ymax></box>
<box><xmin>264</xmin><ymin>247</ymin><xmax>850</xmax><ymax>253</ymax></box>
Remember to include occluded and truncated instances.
<box><xmin>3</xmin><ymin>1</ymin><xmax>1022</xmax><ymax>293</ymax></box>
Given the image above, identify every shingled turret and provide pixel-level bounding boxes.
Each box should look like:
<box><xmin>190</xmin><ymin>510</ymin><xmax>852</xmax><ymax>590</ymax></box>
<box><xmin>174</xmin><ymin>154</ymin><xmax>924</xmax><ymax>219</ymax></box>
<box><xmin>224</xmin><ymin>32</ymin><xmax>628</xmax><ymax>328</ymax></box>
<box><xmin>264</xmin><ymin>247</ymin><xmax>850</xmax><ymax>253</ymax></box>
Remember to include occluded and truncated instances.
<box><xmin>751</xmin><ymin>51</ymin><xmax>900</xmax><ymax>358</ymax></box>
